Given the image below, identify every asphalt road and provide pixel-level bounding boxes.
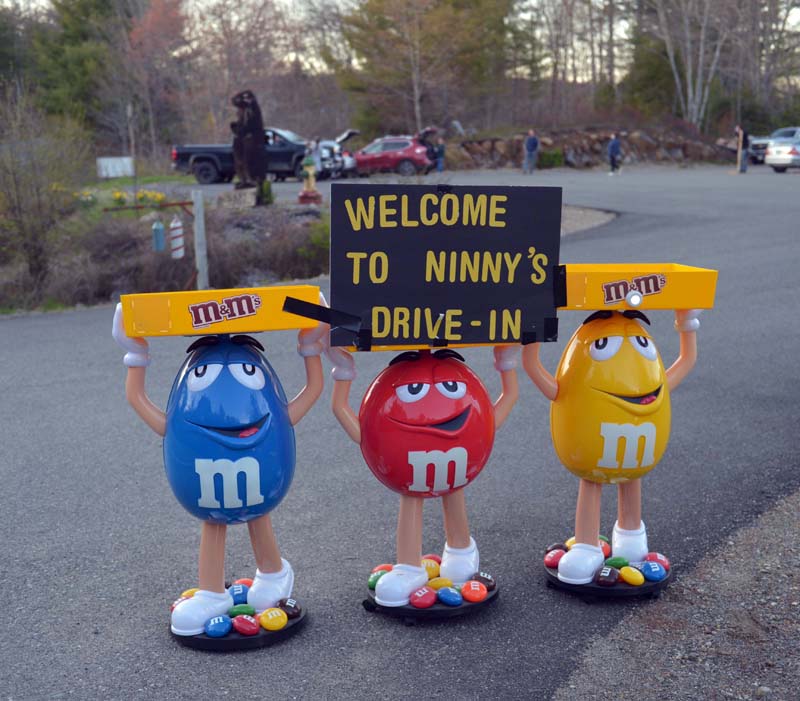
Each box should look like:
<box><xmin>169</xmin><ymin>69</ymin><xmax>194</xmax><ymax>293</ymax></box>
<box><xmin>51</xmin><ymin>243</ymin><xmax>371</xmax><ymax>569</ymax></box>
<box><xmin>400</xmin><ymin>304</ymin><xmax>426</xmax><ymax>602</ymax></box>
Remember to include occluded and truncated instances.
<box><xmin>2</xmin><ymin>165</ymin><xmax>798</xmax><ymax>700</ymax></box>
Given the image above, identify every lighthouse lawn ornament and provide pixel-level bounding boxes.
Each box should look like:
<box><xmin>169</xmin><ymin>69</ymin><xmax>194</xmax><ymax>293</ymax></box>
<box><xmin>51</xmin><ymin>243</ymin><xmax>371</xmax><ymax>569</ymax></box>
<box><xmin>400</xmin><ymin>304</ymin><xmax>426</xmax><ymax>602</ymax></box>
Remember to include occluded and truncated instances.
<box><xmin>524</xmin><ymin>264</ymin><xmax>717</xmax><ymax>598</ymax></box>
<box><xmin>112</xmin><ymin>285</ymin><xmax>326</xmax><ymax>649</ymax></box>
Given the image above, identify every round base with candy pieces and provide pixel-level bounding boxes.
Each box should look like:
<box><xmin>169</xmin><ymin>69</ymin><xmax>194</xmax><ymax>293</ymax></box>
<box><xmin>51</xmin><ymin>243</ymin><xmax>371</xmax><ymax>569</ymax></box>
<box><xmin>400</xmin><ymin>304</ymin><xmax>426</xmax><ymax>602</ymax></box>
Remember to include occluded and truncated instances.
<box><xmin>169</xmin><ymin>579</ymin><xmax>307</xmax><ymax>651</ymax></box>
<box><xmin>543</xmin><ymin>537</ymin><xmax>672</xmax><ymax>600</ymax></box>
<box><xmin>363</xmin><ymin>555</ymin><xmax>499</xmax><ymax>624</ymax></box>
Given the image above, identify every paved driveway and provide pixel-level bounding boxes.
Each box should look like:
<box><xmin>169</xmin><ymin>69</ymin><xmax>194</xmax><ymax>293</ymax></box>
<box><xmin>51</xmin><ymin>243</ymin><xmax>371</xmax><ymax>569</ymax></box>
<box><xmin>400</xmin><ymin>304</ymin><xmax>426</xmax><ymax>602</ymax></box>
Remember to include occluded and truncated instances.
<box><xmin>2</xmin><ymin>165</ymin><xmax>797</xmax><ymax>700</ymax></box>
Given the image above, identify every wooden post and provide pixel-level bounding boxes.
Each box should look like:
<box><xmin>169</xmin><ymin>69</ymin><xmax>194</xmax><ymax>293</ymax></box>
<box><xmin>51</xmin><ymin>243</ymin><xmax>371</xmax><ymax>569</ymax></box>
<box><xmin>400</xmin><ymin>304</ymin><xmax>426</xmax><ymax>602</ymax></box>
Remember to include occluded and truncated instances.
<box><xmin>736</xmin><ymin>128</ymin><xmax>743</xmax><ymax>173</ymax></box>
<box><xmin>192</xmin><ymin>190</ymin><xmax>209</xmax><ymax>289</ymax></box>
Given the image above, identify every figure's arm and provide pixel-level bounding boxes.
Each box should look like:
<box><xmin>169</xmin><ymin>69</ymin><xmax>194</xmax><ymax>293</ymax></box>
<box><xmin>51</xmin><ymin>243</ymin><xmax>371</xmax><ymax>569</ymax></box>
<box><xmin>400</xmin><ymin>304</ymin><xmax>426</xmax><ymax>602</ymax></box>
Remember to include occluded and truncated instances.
<box><xmin>492</xmin><ymin>345</ymin><xmax>519</xmax><ymax>430</ymax></box>
<box><xmin>521</xmin><ymin>342</ymin><xmax>559</xmax><ymax>401</ymax></box>
<box><xmin>326</xmin><ymin>346</ymin><xmax>361</xmax><ymax>444</ymax></box>
<box><xmin>288</xmin><ymin>321</ymin><xmax>328</xmax><ymax>426</ymax></box>
<box><xmin>112</xmin><ymin>304</ymin><xmax>166</xmax><ymax>437</ymax></box>
<box><xmin>666</xmin><ymin>309</ymin><xmax>700</xmax><ymax>392</ymax></box>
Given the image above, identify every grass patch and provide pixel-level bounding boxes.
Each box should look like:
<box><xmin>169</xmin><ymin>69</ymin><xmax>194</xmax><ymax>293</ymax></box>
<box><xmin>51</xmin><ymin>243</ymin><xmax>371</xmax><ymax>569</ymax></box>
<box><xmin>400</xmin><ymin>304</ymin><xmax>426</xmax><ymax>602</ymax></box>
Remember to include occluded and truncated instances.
<box><xmin>92</xmin><ymin>174</ymin><xmax>194</xmax><ymax>190</ymax></box>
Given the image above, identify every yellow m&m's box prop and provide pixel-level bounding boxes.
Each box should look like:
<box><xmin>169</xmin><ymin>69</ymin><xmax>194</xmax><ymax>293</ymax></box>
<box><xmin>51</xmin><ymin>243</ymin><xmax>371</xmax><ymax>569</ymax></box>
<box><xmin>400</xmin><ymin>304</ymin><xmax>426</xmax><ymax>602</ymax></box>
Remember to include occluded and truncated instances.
<box><xmin>562</xmin><ymin>263</ymin><xmax>717</xmax><ymax>311</ymax></box>
<box><xmin>120</xmin><ymin>285</ymin><xmax>320</xmax><ymax>337</ymax></box>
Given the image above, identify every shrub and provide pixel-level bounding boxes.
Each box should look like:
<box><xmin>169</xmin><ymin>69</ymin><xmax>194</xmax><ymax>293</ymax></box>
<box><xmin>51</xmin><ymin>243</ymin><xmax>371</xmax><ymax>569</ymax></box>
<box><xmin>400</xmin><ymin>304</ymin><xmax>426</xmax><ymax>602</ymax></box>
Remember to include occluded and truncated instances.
<box><xmin>538</xmin><ymin>150</ymin><xmax>564</xmax><ymax>168</ymax></box>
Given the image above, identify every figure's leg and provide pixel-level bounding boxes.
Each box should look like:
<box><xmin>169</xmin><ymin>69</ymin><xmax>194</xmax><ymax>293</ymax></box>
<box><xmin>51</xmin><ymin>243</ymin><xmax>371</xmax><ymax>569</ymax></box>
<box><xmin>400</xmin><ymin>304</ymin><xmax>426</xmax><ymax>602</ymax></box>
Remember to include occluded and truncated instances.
<box><xmin>440</xmin><ymin>489</ymin><xmax>479</xmax><ymax>585</ymax></box>
<box><xmin>612</xmin><ymin>479</ymin><xmax>648</xmax><ymax>562</ymax></box>
<box><xmin>374</xmin><ymin>495</ymin><xmax>428</xmax><ymax>607</ymax></box>
<box><xmin>170</xmin><ymin>522</ymin><xmax>233</xmax><ymax>636</ymax></box>
<box><xmin>557</xmin><ymin>479</ymin><xmax>605</xmax><ymax>584</ymax></box>
<box><xmin>247</xmin><ymin>514</ymin><xmax>294</xmax><ymax>613</ymax></box>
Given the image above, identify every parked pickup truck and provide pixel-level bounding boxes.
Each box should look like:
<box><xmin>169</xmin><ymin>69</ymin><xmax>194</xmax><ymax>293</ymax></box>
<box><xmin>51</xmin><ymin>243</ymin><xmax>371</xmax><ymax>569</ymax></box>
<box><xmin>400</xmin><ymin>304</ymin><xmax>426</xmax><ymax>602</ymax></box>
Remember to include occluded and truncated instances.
<box><xmin>171</xmin><ymin>127</ymin><xmax>308</xmax><ymax>184</ymax></box>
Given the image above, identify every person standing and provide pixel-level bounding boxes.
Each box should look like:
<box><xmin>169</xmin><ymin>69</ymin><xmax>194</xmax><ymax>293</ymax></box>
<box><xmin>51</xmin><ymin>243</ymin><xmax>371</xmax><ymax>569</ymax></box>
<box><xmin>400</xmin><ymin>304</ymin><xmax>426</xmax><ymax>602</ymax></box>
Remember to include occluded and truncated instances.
<box><xmin>735</xmin><ymin>125</ymin><xmax>749</xmax><ymax>173</ymax></box>
<box><xmin>435</xmin><ymin>137</ymin><xmax>446</xmax><ymax>173</ymax></box>
<box><xmin>523</xmin><ymin>129</ymin><xmax>540</xmax><ymax>174</ymax></box>
<box><xmin>608</xmin><ymin>133</ymin><xmax>621</xmax><ymax>175</ymax></box>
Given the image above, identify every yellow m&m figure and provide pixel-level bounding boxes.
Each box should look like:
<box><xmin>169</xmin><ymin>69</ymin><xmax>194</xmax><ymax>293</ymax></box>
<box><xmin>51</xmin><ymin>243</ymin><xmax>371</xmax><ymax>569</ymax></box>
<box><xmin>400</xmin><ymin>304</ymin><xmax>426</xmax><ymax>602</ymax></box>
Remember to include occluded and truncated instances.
<box><xmin>523</xmin><ymin>308</ymin><xmax>701</xmax><ymax>585</ymax></box>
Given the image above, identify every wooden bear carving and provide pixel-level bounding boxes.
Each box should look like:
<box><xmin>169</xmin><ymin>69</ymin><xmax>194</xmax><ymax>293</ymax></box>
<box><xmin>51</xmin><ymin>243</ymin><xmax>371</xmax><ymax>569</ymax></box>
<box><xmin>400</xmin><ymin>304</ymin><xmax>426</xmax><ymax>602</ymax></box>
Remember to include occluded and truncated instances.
<box><xmin>230</xmin><ymin>90</ymin><xmax>267</xmax><ymax>197</ymax></box>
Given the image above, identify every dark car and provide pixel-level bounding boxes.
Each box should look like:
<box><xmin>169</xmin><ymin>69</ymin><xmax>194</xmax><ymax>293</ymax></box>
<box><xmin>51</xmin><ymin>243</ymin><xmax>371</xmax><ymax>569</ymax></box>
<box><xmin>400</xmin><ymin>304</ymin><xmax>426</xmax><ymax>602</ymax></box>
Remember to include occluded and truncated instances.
<box><xmin>171</xmin><ymin>127</ymin><xmax>308</xmax><ymax>184</ymax></box>
<box><xmin>354</xmin><ymin>128</ymin><xmax>436</xmax><ymax>176</ymax></box>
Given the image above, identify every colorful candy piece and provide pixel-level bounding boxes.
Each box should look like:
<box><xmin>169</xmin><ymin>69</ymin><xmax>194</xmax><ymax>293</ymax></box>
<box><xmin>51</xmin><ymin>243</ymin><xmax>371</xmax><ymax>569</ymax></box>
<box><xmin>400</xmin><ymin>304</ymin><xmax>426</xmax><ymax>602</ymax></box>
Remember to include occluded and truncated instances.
<box><xmin>422</xmin><ymin>558</ymin><xmax>441</xmax><ymax>580</ymax></box>
<box><xmin>427</xmin><ymin>577</ymin><xmax>454</xmax><ymax>591</ymax></box>
<box><xmin>409</xmin><ymin>586</ymin><xmax>437</xmax><ymax>609</ymax></box>
<box><xmin>544</xmin><ymin>549</ymin><xmax>566</xmax><ymax>569</ymax></box>
<box><xmin>594</xmin><ymin>566</ymin><xmax>619</xmax><ymax>587</ymax></box>
<box><xmin>639</xmin><ymin>561</ymin><xmax>667</xmax><ymax>582</ymax></box>
<box><xmin>204</xmin><ymin>615</ymin><xmax>232</xmax><ymax>637</ymax></box>
<box><xmin>619</xmin><ymin>566</ymin><xmax>645</xmax><ymax>586</ymax></box>
<box><xmin>461</xmin><ymin>580</ymin><xmax>488</xmax><ymax>603</ymax></box>
<box><xmin>228</xmin><ymin>603</ymin><xmax>256</xmax><ymax>618</ymax></box>
<box><xmin>277</xmin><ymin>598</ymin><xmax>302</xmax><ymax>619</ymax></box>
<box><xmin>645</xmin><ymin>552</ymin><xmax>671</xmax><ymax>571</ymax></box>
<box><xmin>233</xmin><ymin>578</ymin><xmax>253</xmax><ymax>587</ymax></box>
<box><xmin>371</xmin><ymin>564</ymin><xmax>393</xmax><ymax>574</ymax></box>
<box><xmin>259</xmin><ymin>608</ymin><xmax>288</xmax><ymax>631</ymax></box>
<box><xmin>565</xmin><ymin>536</ymin><xmax>576</xmax><ymax>550</ymax></box>
<box><xmin>546</xmin><ymin>542</ymin><xmax>568</xmax><ymax>554</ymax></box>
<box><xmin>228</xmin><ymin>583</ymin><xmax>249</xmax><ymax>606</ymax></box>
<box><xmin>422</xmin><ymin>553</ymin><xmax>442</xmax><ymax>565</ymax></box>
<box><xmin>599</xmin><ymin>535</ymin><xmax>609</xmax><ymax>544</ymax></box>
<box><xmin>600</xmin><ymin>540</ymin><xmax>612</xmax><ymax>558</ymax></box>
<box><xmin>368</xmin><ymin>569</ymin><xmax>388</xmax><ymax>590</ymax></box>
<box><xmin>605</xmin><ymin>556</ymin><xmax>629</xmax><ymax>569</ymax></box>
<box><xmin>471</xmin><ymin>571</ymin><xmax>497</xmax><ymax>592</ymax></box>
<box><xmin>180</xmin><ymin>587</ymin><xmax>199</xmax><ymax>599</ymax></box>
<box><xmin>231</xmin><ymin>614</ymin><xmax>260</xmax><ymax>636</ymax></box>
<box><xmin>437</xmin><ymin>587</ymin><xmax>464</xmax><ymax>607</ymax></box>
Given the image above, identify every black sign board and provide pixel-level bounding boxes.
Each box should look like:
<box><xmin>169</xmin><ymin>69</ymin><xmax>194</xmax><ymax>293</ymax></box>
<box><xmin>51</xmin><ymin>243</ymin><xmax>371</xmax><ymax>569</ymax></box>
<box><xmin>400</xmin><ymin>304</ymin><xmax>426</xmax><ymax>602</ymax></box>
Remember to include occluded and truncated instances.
<box><xmin>329</xmin><ymin>183</ymin><xmax>562</xmax><ymax>348</ymax></box>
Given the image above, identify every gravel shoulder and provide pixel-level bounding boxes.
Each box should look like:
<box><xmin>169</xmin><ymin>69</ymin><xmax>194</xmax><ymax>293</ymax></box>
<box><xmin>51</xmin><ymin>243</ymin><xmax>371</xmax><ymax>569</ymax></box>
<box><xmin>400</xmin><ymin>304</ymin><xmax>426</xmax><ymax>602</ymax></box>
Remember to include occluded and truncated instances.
<box><xmin>552</xmin><ymin>488</ymin><xmax>800</xmax><ymax>701</ymax></box>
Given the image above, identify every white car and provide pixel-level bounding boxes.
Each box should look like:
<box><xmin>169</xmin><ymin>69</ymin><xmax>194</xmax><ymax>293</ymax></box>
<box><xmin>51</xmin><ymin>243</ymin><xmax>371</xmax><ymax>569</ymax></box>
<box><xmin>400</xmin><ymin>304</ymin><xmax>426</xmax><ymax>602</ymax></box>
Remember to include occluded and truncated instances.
<box><xmin>749</xmin><ymin>127</ymin><xmax>800</xmax><ymax>164</ymax></box>
<box><xmin>765</xmin><ymin>136</ymin><xmax>800</xmax><ymax>173</ymax></box>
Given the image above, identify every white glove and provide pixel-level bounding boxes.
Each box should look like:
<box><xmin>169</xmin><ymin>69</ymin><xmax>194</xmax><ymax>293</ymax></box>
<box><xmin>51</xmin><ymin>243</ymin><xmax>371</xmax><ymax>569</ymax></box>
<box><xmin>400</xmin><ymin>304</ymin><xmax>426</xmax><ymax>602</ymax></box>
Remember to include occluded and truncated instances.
<box><xmin>112</xmin><ymin>303</ymin><xmax>150</xmax><ymax>367</ymax></box>
<box><xmin>494</xmin><ymin>344</ymin><xmax>520</xmax><ymax>372</ymax></box>
<box><xmin>674</xmin><ymin>309</ymin><xmax>702</xmax><ymax>333</ymax></box>
<box><xmin>326</xmin><ymin>346</ymin><xmax>356</xmax><ymax>381</ymax></box>
<box><xmin>297</xmin><ymin>291</ymin><xmax>330</xmax><ymax>357</ymax></box>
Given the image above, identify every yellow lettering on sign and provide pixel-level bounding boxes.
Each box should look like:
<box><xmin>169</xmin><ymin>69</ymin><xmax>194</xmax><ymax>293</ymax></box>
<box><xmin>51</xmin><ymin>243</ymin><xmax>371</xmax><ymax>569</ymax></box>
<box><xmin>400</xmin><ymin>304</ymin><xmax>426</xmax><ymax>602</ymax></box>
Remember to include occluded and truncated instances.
<box><xmin>400</xmin><ymin>195</ymin><xmax>419</xmax><ymax>227</ymax></box>
<box><xmin>463</xmin><ymin>195</ymin><xmax>487</xmax><ymax>226</ymax></box>
<box><xmin>440</xmin><ymin>193</ymin><xmax>459</xmax><ymax>226</ymax></box>
<box><xmin>378</xmin><ymin>195</ymin><xmax>398</xmax><ymax>228</ymax></box>
<box><xmin>369</xmin><ymin>251</ymin><xmax>389</xmax><ymax>283</ymax></box>
<box><xmin>344</xmin><ymin>197</ymin><xmax>375</xmax><ymax>231</ymax></box>
<box><xmin>347</xmin><ymin>252</ymin><xmax>367</xmax><ymax>284</ymax></box>
<box><xmin>489</xmin><ymin>195</ymin><xmax>507</xmax><ymax>227</ymax></box>
<box><xmin>420</xmin><ymin>194</ymin><xmax>438</xmax><ymax>225</ymax></box>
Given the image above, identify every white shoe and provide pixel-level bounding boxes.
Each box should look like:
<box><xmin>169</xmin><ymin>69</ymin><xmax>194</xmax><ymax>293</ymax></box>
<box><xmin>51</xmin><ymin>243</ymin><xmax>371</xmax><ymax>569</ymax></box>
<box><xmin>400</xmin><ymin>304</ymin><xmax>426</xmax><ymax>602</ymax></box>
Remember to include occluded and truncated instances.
<box><xmin>247</xmin><ymin>558</ymin><xmax>294</xmax><ymax>613</ymax></box>
<box><xmin>170</xmin><ymin>589</ymin><xmax>234</xmax><ymax>636</ymax></box>
<box><xmin>440</xmin><ymin>537</ymin><xmax>480</xmax><ymax>586</ymax></box>
<box><xmin>612</xmin><ymin>521</ymin><xmax>648</xmax><ymax>563</ymax></box>
<box><xmin>557</xmin><ymin>543</ymin><xmax>604</xmax><ymax>584</ymax></box>
<box><xmin>374</xmin><ymin>564</ymin><xmax>429</xmax><ymax>607</ymax></box>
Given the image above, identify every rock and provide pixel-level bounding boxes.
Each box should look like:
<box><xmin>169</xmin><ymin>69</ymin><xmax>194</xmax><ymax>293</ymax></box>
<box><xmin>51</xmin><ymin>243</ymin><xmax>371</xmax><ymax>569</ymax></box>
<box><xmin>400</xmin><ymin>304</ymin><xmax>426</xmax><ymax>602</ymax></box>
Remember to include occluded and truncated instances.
<box><xmin>755</xmin><ymin>686</ymin><xmax>772</xmax><ymax>697</ymax></box>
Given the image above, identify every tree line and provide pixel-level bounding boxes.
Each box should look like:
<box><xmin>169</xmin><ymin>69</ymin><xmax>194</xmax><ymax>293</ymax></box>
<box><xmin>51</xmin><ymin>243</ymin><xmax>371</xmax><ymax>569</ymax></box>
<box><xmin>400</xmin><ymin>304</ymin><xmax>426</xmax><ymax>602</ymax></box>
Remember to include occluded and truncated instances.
<box><xmin>1</xmin><ymin>0</ymin><xmax>799</xmax><ymax>158</ymax></box>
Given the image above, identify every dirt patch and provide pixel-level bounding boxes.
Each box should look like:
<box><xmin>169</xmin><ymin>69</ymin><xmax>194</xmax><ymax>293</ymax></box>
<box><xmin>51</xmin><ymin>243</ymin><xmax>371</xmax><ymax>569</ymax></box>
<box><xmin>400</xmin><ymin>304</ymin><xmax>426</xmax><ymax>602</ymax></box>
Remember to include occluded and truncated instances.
<box><xmin>562</xmin><ymin>205</ymin><xmax>615</xmax><ymax>235</ymax></box>
<box><xmin>552</xmin><ymin>489</ymin><xmax>800</xmax><ymax>701</ymax></box>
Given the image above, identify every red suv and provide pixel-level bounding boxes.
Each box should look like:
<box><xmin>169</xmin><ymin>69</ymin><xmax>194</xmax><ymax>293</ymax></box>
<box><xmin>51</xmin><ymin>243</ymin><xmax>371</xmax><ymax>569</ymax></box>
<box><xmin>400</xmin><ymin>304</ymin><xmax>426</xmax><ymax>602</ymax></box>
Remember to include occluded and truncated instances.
<box><xmin>355</xmin><ymin>128</ymin><xmax>436</xmax><ymax>176</ymax></box>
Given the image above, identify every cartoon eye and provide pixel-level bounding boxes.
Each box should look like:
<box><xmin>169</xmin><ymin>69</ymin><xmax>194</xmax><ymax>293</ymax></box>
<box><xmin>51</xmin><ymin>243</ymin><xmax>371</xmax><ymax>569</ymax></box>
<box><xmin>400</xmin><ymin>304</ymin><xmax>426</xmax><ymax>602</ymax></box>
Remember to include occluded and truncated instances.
<box><xmin>588</xmin><ymin>336</ymin><xmax>623</xmax><ymax>361</ymax></box>
<box><xmin>395</xmin><ymin>383</ymin><xmax>430</xmax><ymax>403</ymax></box>
<box><xmin>435</xmin><ymin>381</ymin><xmax>467</xmax><ymax>399</ymax></box>
<box><xmin>230</xmin><ymin>363</ymin><xmax>265</xmax><ymax>390</ymax></box>
<box><xmin>187</xmin><ymin>363</ymin><xmax>223</xmax><ymax>391</ymax></box>
<box><xmin>629</xmin><ymin>335</ymin><xmax>658</xmax><ymax>360</ymax></box>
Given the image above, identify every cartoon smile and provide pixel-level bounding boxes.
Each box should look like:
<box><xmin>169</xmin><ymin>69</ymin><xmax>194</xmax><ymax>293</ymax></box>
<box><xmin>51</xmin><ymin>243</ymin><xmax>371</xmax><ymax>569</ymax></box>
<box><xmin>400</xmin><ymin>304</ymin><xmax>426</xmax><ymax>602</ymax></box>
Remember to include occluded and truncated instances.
<box><xmin>595</xmin><ymin>385</ymin><xmax>663</xmax><ymax>413</ymax></box>
<box><xmin>187</xmin><ymin>414</ymin><xmax>271</xmax><ymax>448</ymax></box>
<box><xmin>390</xmin><ymin>406</ymin><xmax>471</xmax><ymax>434</ymax></box>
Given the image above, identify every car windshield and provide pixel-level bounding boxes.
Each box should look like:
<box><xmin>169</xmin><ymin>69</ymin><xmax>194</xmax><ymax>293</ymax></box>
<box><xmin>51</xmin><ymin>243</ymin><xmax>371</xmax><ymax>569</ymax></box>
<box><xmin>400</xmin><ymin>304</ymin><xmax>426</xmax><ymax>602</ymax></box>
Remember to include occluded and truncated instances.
<box><xmin>273</xmin><ymin>128</ymin><xmax>306</xmax><ymax>144</ymax></box>
<box><xmin>771</xmin><ymin>128</ymin><xmax>797</xmax><ymax>138</ymax></box>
